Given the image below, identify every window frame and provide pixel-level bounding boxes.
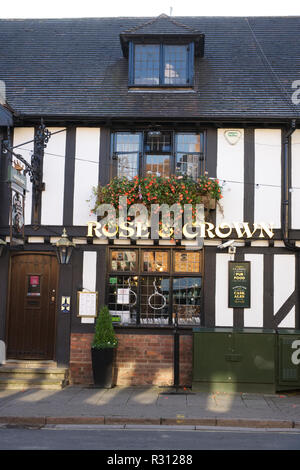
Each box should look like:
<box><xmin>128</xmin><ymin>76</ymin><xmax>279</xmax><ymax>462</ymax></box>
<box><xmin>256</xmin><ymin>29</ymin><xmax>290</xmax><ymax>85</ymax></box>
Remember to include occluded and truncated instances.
<box><xmin>129</xmin><ymin>41</ymin><xmax>194</xmax><ymax>87</ymax></box>
<box><xmin>111</xmin><ymin>130</ymin><xmax>205</xmax><ymax>180</ymax></box>
<box><xmin>106</xmin><ymin>248</ymin><xmax>204</xmax><ymax>327</ymax></box>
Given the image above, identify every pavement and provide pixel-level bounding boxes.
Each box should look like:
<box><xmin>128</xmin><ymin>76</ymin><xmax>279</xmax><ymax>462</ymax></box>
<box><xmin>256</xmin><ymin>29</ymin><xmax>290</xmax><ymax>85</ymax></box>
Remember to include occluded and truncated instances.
<box><xmin>0</xmin><ymin>385</ymin><xmax>300</xmax><ymax>429</ymax></box>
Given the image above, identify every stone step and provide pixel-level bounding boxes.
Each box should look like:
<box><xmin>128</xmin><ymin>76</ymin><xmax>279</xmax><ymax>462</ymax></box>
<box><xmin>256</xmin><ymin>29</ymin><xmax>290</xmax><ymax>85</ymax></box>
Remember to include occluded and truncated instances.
<box><xmin>0</xmin><ymin>376</ymin><xmax>68</xmax><ymax>390</ymax></box>
<box><xmin>5</xmin><ymin>360</ymin><xmax>58</xmax><ymax>368</ymax></box>
<box><xmin>0</xmin><ymin>367</ymin><xmax>68</xmax><ymax>378</ymax></box>
<box><xmin>0</xmin><ymin>362</ymin><xmax>69</xmax><ymax>389</ymax></box>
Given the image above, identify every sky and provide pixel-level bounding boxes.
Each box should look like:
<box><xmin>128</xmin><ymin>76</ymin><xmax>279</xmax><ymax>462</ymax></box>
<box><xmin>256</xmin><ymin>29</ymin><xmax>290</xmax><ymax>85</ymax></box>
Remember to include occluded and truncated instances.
<box><xmin>1</xmin><ymin>0</ymin><xmax>300</xmax><ymax>18</ymax></box>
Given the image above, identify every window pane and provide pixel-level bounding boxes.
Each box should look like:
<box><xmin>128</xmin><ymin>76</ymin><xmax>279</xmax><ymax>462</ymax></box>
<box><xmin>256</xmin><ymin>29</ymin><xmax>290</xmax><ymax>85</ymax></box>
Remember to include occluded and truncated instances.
<box><xmin>118</xmin><ymin>154</ymin><xmax>139</xmax><ymax>180</ymax></box>
<box><xmin>145</xmin><ymin>132</ymin><xmax>171</xmax><ymax>152</ymax></box>
<box><xmin>176</xmin><ymin>134</ymin><xmax>201</xmax><ymax>153</ymax></box>
<box><xmin>145</xmin><ymin>155</ymin><xmax>170</xmax><ymax>177</ymax></box>
<box><xmin>173</xmin><ymin>277</ymin><xmax>201</xmax><ymax>325</ymax></box>
<box><xmin>111</xmin><ymin>251</ymin><xmax>137</xmax><ymax>271</ymax></box>
<box><xmin>115</xmin><ymin>133</ymin><xmax>140</xmax><ymax>153</ymax></box>
<box><xmin>134</xmin><ymin>45</ymin><xmax>160</xmax><ymax>85</ymax></box>
<box><xmin>176</xmin><ymin>153</ymin><xmax>201</xmax><ymax>179</ymax></box>
<box><xmin>164</xmin><ymin>45</ymin><xmax>188</xmax><ymax>85</ymax></box>
<box><xmin>175</xmin><ymin>134</ymin><xmax>204</xmax><ymax>179</ymax></box>
<box><xmin>108</xmin><ymin>275</ymin><xmax>138</xmax><ymax>324</ymax></box>
<box><xmin>115</xmin><ymin>133</ymin><xmax>140</xmax><ymax>179</ymax></box>
<box><xmin>140</xmin><ymin>276</ymin><xmax>169</xmax><ymax>324</ymax></box>
<box><xmin>174</xmin><ymin>251</ymin><xmax>201</xmax><ymax>273</ymax></box>
<box><xmin>143</xmin><ymin>251</ymin><xmax>169</xmax><ymax>272</ymax></box>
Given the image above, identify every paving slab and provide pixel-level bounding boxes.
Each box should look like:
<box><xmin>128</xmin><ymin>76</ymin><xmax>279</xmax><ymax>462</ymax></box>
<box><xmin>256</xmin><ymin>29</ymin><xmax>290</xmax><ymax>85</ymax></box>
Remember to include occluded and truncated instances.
<box><xmin>157</xmin><ymin>394</ymin><xmax>187</xmax><ymax>407</ymax></box>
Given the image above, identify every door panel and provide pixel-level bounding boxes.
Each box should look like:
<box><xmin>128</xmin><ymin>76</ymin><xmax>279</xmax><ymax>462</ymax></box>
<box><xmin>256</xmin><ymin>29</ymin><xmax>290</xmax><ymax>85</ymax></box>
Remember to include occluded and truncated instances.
<box><xmin>7</xmin><ymin>253</ymin><xmax>58</xmax><ymax>359</ymax></box>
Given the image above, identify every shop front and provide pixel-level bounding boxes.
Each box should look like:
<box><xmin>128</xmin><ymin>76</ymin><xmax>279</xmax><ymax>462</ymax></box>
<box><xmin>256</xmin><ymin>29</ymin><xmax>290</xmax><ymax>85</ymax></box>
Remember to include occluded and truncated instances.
<box><xmin>69</xmin><ymin>246</ymin><xmax>204</xmax><ymax>387</ymax></box>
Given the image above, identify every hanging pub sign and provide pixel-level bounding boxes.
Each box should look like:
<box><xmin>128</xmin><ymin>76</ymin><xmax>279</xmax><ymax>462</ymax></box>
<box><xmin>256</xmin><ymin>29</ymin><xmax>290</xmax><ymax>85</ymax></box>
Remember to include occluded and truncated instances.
<box><xmin>7</xmin><ymin>165</ymin><xmax>27</xmax><ymax>190</ymax></box>
<box><xmin>228</xmin><ymin>261</ymin><xmax>251</xmax><ymax>308</ymax></box>
<box><xmin>8</xmin><ymin>161</ymin><xmax>26</xmax><ymax>246</ymax></box>
<box><xmin>10</xmin><ymin>184</ymin><xmax>25</xmax><ymax>246</ymax></box>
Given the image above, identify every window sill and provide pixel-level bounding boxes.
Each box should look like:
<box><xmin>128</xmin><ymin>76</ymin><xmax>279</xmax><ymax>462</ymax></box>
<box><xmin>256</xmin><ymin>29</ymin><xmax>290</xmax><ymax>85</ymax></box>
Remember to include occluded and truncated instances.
<box><xmin>114</xmin><ymin>324</ymin><xmax>197</xmax><ymax>331</ymax></box>
<box><xmin>128</xmin><ymin>86</ymin><xmax>195</xmax><ymax>93</ymax></box>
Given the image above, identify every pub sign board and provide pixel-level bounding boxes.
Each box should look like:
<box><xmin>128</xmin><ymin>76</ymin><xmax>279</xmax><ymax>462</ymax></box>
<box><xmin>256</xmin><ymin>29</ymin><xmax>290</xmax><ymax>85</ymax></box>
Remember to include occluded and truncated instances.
<box><xmin>9</xmin><ymin>183</ymin><xmax>25</xmax><ymax>246</ymax></box>
<box><xmin>228</xmin><ymin>261</ymin><xmax>251</xmax><ymax>308</ymax></box>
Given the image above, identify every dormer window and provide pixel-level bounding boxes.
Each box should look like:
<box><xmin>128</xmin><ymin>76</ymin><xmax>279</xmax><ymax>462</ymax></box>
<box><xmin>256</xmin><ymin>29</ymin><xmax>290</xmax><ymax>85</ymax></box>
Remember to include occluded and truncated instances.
<box><xmin>120</xmin><ymin>14</ymin><xmax>205</xmax><ymax>89</ymax></box>
<box><xmin>131</xmin><ymin>43</ymin><xmax>194</xmax><ymax>86</ymax></box>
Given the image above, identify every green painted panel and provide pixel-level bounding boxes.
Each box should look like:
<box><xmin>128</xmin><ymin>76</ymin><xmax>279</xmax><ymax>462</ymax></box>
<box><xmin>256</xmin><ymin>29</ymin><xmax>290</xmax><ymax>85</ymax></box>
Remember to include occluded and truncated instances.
<box><xmin>277</xmin><ymin>333</ymin><xmax>300</xmax><ymax>389</ymax></box>
<box><xmin>193</xmin><ymin>330</ymin><xmax>276</xmax><ymax>385</ymax></box>
<box><xmin>233</xmin><ymin>332</ymin><xmax>275</xmax><ymax>384</ymax></box>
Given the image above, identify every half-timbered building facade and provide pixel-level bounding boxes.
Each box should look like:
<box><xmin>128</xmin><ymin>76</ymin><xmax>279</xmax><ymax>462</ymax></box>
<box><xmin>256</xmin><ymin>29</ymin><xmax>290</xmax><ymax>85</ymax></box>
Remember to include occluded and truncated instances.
<box><xmin>0</xmin><ymin>15</ymin><xmax>299</xmax><ymax>387</ymax></box>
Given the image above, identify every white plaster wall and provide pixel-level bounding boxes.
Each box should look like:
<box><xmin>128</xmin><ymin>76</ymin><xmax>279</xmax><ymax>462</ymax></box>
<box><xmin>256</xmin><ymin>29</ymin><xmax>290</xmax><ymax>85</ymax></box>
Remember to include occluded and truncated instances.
<box><xmin>215</xmin><ymin>253</ymin><xmax>233</xmax><ymax>326</ymax></box>
<box><xmin>291</xmin><ymin>130</ymin><xmax>300</xmax><ymax>229</ymax></box>
<box><xmin>41</xmin><ymin>128</ymin><xmax>66</xmax><ymax>226</ymax></box>
<box><xmin>73</xmin><ymin>128</ymin><xmax>100</xmax><ymax>226</ymax></box>
<box><xmin>13</xmin><ymin>128</ymin><xmax>35</xmax><ymax>225</ymax></box>
<box><xmin>274</xmin><ymin>254</ymin><xmax>296</xmax><ymax>328</ymax></box>
<box><xmin>81</xmin><ymin>251</ymin><xmax>98</xmax><ymax>324</ymax></box>
<box><xmin>216</xmin><ymin>129</ymin><xmax>244</xmax><ymax>226</ymax></box>
<box><xmin>82</xmin><ymin>251</ymin><xmax>97</xmax><ymax>292</ymax></box>
<box><xmin>244</xmin><ymin>254</ymin><xmax>264</xmax><ymax>327</ymax></box>
<box><xmin>254</xmin><ymin>129</ymin><xmax>281</xmax><ymax>228</ymax></box>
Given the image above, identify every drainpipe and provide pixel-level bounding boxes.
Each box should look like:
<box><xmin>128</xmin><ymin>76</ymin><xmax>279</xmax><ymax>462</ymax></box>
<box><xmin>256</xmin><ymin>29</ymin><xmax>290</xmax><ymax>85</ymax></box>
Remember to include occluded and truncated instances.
<box><xmin>281</xmin><ymin>120</ymin><xmax>300</xmax><ymax>251</ymax></box>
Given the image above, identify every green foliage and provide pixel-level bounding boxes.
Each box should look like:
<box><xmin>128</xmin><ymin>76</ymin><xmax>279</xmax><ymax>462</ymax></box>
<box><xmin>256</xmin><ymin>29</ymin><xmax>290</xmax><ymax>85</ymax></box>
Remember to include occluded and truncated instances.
<box><xmin>92</xmin><ymin>306</ymin><xmax>118</xmax><ymax>349</ymax></box>
<box><xmin>91</xmin><ymin>174</ymin><xmax>223</xmax><ymax>216</ymax></box>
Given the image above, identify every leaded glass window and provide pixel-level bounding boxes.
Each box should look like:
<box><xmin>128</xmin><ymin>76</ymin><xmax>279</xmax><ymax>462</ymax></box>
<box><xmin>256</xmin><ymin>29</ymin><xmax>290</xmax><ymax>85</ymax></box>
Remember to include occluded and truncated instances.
<box><xmin>175</xmin><ymin>133</ymin><xmax>204</xmax><ymax>180</ymax></box>
<box><xmin>134</xmin><ymin>45</ymin><xmax>160</xmax><ymax>85</ymax></box>
<box><xmin>145</xmin><ymin>155</ymin><xmax>170</xmax><ymax>177</ymax></box>
<box><xmin>113</xmin><ymin>133</ymin><xmax>141</xmax><ymax>179</ymax></box>
<box><xmin>164</xmin><ymin>45</ymin><xmax>189</xmax><ymax>85</ymax></box>
<box><xmin>112</xmin><ymin>131</ymin><xmax>205</xmax><ymax>179</ymax></box>
<box><xmin>173</xmin><ymin>277</ymin><xmax>201</xmax><ymax>325</ymax></box>
<box><xmin>107</xmin><ymin>249</ymin><xmax>203</xmax><ymax>326</ymax></box>
<box><xmin>131</xmin><ymin>43</ymin><xmax>193</xmax><ymax>86</ymax></box>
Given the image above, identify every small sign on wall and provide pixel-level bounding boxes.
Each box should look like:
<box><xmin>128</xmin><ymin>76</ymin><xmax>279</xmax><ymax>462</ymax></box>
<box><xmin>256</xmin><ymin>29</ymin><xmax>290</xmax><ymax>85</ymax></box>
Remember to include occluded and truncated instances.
<box><xmin>61</xmin><ymin>296</ymin><xmax>71</xmax><ymax>313</ymax></box>
<box><xmin>224</xmin><ymin>129</ymin><xmax>242</xmax><ymax>145</ymax></box>
<box><xmin>228</xmin><ymin>261</ymin><xmax>251</xmax><ymax>308</ymax></box>
<box><xmin>77</xmin><ymin>291</ymin><xmax>98</xmax><ymax>318</ymax></box>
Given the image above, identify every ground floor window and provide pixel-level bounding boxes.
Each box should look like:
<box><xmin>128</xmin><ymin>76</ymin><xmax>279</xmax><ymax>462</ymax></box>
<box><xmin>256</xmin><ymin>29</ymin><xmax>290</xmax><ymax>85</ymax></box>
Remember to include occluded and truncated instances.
<box><xmin>107</xmin><ymin>248</ymin><xmax>203</xmax><ymax>326</ymax></box>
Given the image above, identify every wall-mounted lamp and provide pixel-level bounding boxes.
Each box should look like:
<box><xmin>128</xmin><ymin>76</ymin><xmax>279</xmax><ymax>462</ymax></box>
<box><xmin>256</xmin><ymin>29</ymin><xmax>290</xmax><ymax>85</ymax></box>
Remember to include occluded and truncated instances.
<box><xmin>53</xmin><ymin>228</ymin><xmax>76</xmax><ymax>265</ymax></box>
<box><xmin>0</xmin><ymin>239</ymin><xmax>7</xmax><ymax>257</ymax></box>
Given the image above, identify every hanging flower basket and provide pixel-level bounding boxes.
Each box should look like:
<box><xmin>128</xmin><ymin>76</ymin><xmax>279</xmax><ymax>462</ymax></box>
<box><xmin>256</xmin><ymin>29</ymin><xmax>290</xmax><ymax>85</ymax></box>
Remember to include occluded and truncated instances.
<box><xmin>202</xmin><ymin>195</ymin><xmax>216</xmax><ymax>211</ymax></box>
<box><xmin>91</xmin><ymin>174</ymin><xmax>223</xmax><ymax>217</ymax></box>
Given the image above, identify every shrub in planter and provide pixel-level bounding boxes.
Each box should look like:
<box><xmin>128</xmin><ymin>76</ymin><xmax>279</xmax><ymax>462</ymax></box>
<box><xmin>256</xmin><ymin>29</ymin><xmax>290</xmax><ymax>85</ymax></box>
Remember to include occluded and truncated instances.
<box><xmin>91</xmin><ymin>306</ymin><xmax>118</xmax><ymax>388</ymax></box>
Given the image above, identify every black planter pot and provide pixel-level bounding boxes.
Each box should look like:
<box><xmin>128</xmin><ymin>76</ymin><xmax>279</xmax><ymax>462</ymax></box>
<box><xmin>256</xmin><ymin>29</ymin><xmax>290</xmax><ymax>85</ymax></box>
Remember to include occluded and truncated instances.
<box><xmin>91</xmin><ymin>347</ymin><xmax>115</xmax><ymax>388</ymax></box>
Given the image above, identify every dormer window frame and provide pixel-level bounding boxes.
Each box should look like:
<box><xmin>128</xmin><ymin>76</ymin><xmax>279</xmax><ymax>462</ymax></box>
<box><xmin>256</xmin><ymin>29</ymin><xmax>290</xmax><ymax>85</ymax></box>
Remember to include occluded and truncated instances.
<box><xmin>128</xmin><ymin>39</ymin><xmax>195</xmax><ymax>88</ymax></box>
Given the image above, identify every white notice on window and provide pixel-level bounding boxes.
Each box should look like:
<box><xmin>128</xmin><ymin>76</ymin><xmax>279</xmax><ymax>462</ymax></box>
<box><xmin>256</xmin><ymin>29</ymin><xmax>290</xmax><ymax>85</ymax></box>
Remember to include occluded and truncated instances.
<box><xmin>117</xmin><ymin>288</ymin><xmax>130</xmax><ymax>305</ymax></box>
<box><xmin>78</xmin><ymin>292</ymin><xmax>97</xmax><ymax>317</ymax></box>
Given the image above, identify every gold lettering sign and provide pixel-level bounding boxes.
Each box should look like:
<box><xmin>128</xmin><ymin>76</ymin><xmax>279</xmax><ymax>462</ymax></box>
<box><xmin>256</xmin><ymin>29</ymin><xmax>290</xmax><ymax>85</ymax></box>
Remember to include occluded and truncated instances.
<box><xmin>87</xmin><ymin>221</ymin><xmax>274</xmax><ymax>240</ymax></box>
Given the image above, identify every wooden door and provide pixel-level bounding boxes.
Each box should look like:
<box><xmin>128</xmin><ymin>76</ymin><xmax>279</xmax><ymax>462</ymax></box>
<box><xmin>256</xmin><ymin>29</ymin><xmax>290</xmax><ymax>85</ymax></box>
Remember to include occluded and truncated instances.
<box><xmin>7</xmin><ymin>253</ymin><xmax>58</xmax><ymax>360</ymax></box>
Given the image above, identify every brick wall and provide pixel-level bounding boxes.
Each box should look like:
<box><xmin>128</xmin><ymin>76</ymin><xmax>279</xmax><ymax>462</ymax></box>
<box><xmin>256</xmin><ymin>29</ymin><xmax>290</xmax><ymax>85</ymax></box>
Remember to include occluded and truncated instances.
<box><xmin>69</xmin><ymin>332</ymin><xmax>193</xmax><ymax>387</ymax></box>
